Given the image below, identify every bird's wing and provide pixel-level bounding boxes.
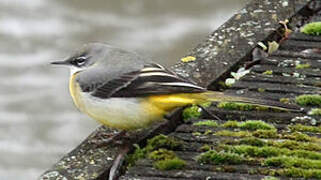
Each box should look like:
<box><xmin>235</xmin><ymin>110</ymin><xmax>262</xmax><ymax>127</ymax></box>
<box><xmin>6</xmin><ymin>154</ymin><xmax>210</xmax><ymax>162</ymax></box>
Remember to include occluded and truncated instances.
<box><xmin>91</xmin><ymin>63</ymin><xmax>206</xmax><ymax>98</ymax></box>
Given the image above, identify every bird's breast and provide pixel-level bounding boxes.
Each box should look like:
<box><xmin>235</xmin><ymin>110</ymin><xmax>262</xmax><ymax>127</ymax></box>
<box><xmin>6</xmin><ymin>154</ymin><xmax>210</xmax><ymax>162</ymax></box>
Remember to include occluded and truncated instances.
<box><xmin>69</xmin><ymin>73</ymin><xmax>85</xmax><ymax>111</ymax></box>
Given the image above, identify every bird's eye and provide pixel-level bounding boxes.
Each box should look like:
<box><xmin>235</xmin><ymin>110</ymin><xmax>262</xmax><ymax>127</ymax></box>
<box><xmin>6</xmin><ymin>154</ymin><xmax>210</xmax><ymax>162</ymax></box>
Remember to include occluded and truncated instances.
<box><xmin>74</xmin><ymin>56</ymin><xmax>87</xmax><ymax>66</ymax></box>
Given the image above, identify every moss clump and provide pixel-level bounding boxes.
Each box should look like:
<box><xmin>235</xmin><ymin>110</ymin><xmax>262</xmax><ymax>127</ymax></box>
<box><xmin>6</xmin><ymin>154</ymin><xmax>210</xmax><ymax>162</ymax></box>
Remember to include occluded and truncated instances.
<box><xmin>153</xmin><ymin>157</ymin><xmax>186</xmax><ymax>170</ymax></box>
<box><xmin>217</xmin><ymin>102</ymin><xmax>269</xmax><ymax>111</ymax></box>
<box><xmin>264</xmin><ymin>156</ymin><xmax>321</xmax><ymax>169</ymax></box>
<box><xmin>239</xmin><ymin>120</ymin><xmax>275</xmax><ymax>131</ymax></box>
<box><xmin>295</xmin><ymin>94</ymin><xmax>321</xmax><ymax>107</ymax></box>
<box><xmin>221</xmin><ymin>120</ymin><xmax>239</xmax><ymax>128</ymax></box>
<box><xmin>182</xmin><ymin>105</ymin><xmax>201</xmax><ymax>121</ymax></box>
<box><xmin>223</xmin><ymin>144</ymin><xmax>321</xmax><ymax>160</ymax></box>
<box><xmin>145</xmin><ymin>134</ymin><xmax>182</xmax><ymax>152</ymax></box>
<box><xmin>239</xmin><ymin>137</ymin><xmax>266</xmax><ymax>147</ymax></box>
<box><xmin>279</xmin><ymin>98</ymin><xmax>290</xmax><ymax>104</ymax></box>
<box><xmin>288</xmin><ymin>124</ymin><xmax>321</xmax><ymax>133</ymax></box>
<box><xmin>261</xmin><ymin>176</ymin><xmax>279</xmax><ymax>180</ymax></box>
<box><xmin>283</xmin><ymin>132</ymin><xmax>313</xmax><ymax>142</ymax></box>
<box><xmin>197</xmin><ymin>150</ymin><xmax>245</xmax><ymax>165</ymax></box>
<box><xmin>309</xmin><ymin>108</ymin><xmax>321</xmax><ymax>116</ymax></box>
<box><xmin>258</xmin><ymin>88</ymin><xmax>266</xmax><ymax>93</ymax></box>
<box><xmin>193</xmin><ymin>120</ymin><xmax>218</xmax><ymax>127</ymax></box>
<box><xmin>296</xmin><ymin>63</ymin><xmax>311</xmax><ymax>69</ymax></box>
<box><xmin>252</xmin><ymin>129</ymin><xmax>279</xmax><ymax>139</ymax></box>
<box><xmin>262</xmin><ymin>70</ymin><xmax>273</xmax><ymax>75</ymax></box>
<box><xmin>148</xmin><ymin>149</ymin><xmax>176</xmax><ymax>161</ymax></box>
<box><xmin>220</xmin><ymin>120</ymin><xmax>275</xmax><ymax>131</ymax></box>
<box><xmin>223</xmin><ymin>145</ymin><xmax>279</xmax><ymax>158</ymax></box>
<box><xmin>126</xmin><ymin>144</ymin><xmax>146</xmax><ymax>167</ymax></box>
<box><xmin>199</xmin><ymin>144</ymin><xmax>212</xmax><ymax>152</ymax></box>
<box><xmin>215</xmin><ymin>130</ymin><xmax>251</xmax><ymax>137</ymax></box>
<box><xmin>270</xmin><ymin>140</ymin><xmax>321</xmax><ymax>151</ymax></box>
<box><xmin>275</xmin><ymin>167</ymin><xmax>321</xmax><ymax>179</ymax></box>
<box><xmin>301</xmin><ymin>22</ymin><xmax>321</xmax><ymax>35</ymax></box>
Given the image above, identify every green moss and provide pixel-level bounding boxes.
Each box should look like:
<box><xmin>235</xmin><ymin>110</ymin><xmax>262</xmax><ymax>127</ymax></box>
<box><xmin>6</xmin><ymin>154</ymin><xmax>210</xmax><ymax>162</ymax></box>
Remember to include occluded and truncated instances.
<box><xmin>200</xmin><ymin>144</ymin><xmax>212</xmax><ymax>152</ymax></box>
<box><xmin>200</xmin><ymin>102</ymin><xmax>211</xmax><ymax>108</ymax></box>
<box><xmin>182</xmin><ymin>105</ymin><xmax>201</xmax><ymax>121</ymax></box>
<box><xmin>126</xmin><ymin>144</ymin><xmax>146</xmax><ymax>167</ymax></box>
<box><xmin>258</xmin><ymin>88</ymin><xmax>266</xmax><ymax>93</ymax></box>
<box><xmin>217</xmin><ymin>102</ymin><xmax>271</xmax><ymax>111</ymax></box>
<box><xmin>193</xmin><ymin>120</ymin><xmax>218</xmax><ymax>127</ymax></box>
<box><xmin>215</xmin><ymin>130</ymin><xmax>251</xmax><ymax>137</ymax></box>
<box><xmin>264</xmin><ymin>156</ymin><xmax>321</xmax><ymax>169</ymax></box>
<box><xmin>217</xmin><ymin>102</ymin><xmax>258</xmax><ymax>111</ymax></box>
<box><xmin>262</xmin><ymin>70</ymin><xmax>273</xmax><ymax>75</ymax></box>
<box><xmin>239</xmin><ymin>120</ymin><xmax>275</xmax><ymax>131</ymax></box>
<box><xmin>221</xmin><ymin>120</ymin><xmax>239</xmax><ymax>128</ymax></box>
<box><xmin>279</xmin><ymin>98</ymin><xmax>290</xmax><ymax>104</ymax></box>
<box><xmin>223</xmin><ymin>145</ymin><xmax>321</xmax><ymax>160</ymax></box>
<box><xmin>192</xmin><ymin>132</ymin><xmax>202</xmax><ymax>136</ymax></box>
<box><xmin>309</xmin><ymin>108</ymin><xmax>321</xmax><ymax>116</ymax></box>
<box><xmin>197</xmin><ymin>150</ymin><xmax>245</xmax><ymax>165</ymax></box>
<box><xmin>145</xmin><ymin>134</ymin><xmax>182</xmax><ymax>152</ymax></box>
<box><xmin>270</xmin><ymin>140</ymin><xmax>321</xmax><ymax>151</ymax></box>
<box><xmin>261</xmin><ymin>176</ymin><xmax>279</xmax><ymax>180</ymax></box>
<box><xmin>252</xmin><ymin>129</ymin><xmax>279</xmax><ymax>139</ymax></box>
<box><xmin>239</xmin><ymin>137</ymin><xmax>266</xmax><ymax>147</ymax></box>
<box><xmin>221</xmin><ymin>120</ymin><xmax>275</xmax><ymax>131</ymax></box>
<box><xmin>295</xmin><ymin>94</ymin><xmax>321</xmax><ymax>107</ymax></box>
<box><xmin>153</xmin><ymin>158</ymin><xmax>186</xmax><ymax>170</ymax></box>
<box><xmin>283</xmin><ymin>132</ymin><xmax>313</xmax><ymax>142</ymax></box>
<box><xmin>223</xmin><ymin>145</ymin><xmax>279</xmax><ymax>158</ymax></box>
<box><xmin>288</xmin><ymin>124</ymin><xmax>321</xmax><ymax>133</ymax></box>
<box><xmin>296</xmin><ymin>63</ymin><xmax>311</xmax><ymax>69</ymax></box>
<box><xmin>204</xmin><ymin>129</ymin><xmax>213</xmax><ymax>135</ymax></box>
<box><xmin>301</xmin><ymin>22</ymin><xmax>321</xmax><ymax>35</ymax></box>
<box><xmin>275</xmin><ymin>167</ymin><xmax>321</xmax><ymax>179</ymax></box>
<box><xmin>148</xmin><ymin>149</ymin><xmax>176</xmax><ymax>161</ymax></box>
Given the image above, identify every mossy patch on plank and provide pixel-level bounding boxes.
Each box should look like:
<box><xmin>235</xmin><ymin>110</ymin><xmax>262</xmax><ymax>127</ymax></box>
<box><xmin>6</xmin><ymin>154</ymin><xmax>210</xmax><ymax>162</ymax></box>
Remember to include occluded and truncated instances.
<box><xmin>197</xmin><ymin>150</ymin><xmax>245</xmax><ymax>165</ymax></box>
<box><xmin>309</xmin><ymin>108</ymin><xmax>321</xmax><ymax>116</ymax></box>
<box><xmin>288</xmin><ymin>124</ymin><xmax>321</xmax><ymax>133</ymax></box>
<box><xmin>182</xmin><ymin>105</ymin><xmax>201</xmax><ymax>121</ymax></box>
<box><xmin>193</xmin><ymin>120</ymin><xmax>218</xmax><ymax>127</ymax></box>
<box><xmin>295</xmin><ymin>94</ymin><xmax>321</xmax><ymax>107</ymax></box>
<box><xmin>301</xmin><ymin>22</ymin><xmax>321</xmax><ymax>36</ymax></box>
<box><xmin>217</xmin><ymin>102</ymin><xmax>269</xmax><ymax>111</ymax></box>
<box><xmin>221</xmin><ymin>120</ymin><xmax>275</xmax><ymax>131</ymax></box>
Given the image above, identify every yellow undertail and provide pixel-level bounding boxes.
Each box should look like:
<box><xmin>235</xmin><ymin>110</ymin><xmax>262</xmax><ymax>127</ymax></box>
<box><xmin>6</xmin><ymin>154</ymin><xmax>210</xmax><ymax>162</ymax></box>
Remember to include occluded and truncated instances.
<box><xmin>146</xmin><ymin>91</ymin><xmax>299</xmax><ymax>113</ymax></box>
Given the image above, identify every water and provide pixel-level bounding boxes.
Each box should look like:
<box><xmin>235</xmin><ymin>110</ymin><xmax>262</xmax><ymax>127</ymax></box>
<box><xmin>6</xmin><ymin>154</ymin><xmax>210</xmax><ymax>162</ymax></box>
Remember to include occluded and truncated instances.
<box><xmin>0</xmin><ymin>0</ymin><xmax>249</xmax><ymax>179</ymax></box>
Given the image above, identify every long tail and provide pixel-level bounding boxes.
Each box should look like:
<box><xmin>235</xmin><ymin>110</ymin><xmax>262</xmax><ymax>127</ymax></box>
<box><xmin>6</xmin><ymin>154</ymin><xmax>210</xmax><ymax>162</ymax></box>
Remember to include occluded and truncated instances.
<box><xmin>200</xmin><ymin>91</ymin><xmax>301</xmax><ymax>112</ymax></box>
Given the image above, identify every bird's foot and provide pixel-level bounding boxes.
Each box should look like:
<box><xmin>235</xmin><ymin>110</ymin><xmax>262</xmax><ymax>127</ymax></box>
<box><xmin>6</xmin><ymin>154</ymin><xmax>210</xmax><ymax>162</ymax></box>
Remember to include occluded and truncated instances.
<box><xmin>89</xmin><ymin>130</ymin><xmax>127</xmax><ymax>147</ymax></box>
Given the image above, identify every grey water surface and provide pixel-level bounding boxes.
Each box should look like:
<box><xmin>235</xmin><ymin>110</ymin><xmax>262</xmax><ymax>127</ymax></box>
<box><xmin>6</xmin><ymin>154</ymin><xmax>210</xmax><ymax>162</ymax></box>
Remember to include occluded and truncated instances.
<box><xmin>0</xmin><ymin>0</ymin><xmax>249</xmax><ymax>179</ymax></box>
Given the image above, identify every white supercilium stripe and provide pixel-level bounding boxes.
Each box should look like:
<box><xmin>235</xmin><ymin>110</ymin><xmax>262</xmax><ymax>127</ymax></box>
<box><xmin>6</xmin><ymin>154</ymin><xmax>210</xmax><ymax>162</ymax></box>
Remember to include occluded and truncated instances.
<box><xmin>140</xmin><ymin>67</ymin><xmax>164</xmax><ymax>72</ymax></box>
<box><xmin>139</xmin><ymin>72</ymin><xmax>177</xmax><ymax>78</ymax></box>
<box><xmin>159</xmin><ymin>82</ymin><xmax>204</xmax><ymax>89</ymax></box>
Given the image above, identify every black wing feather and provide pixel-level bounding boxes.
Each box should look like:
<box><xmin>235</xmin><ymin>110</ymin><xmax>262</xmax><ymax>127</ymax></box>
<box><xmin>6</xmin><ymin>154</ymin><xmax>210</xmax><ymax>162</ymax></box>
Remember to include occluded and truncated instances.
<box><xmin>91</xmin><ymin>63</ymin><xmax>206</xmax><ymax>98</ymax></box>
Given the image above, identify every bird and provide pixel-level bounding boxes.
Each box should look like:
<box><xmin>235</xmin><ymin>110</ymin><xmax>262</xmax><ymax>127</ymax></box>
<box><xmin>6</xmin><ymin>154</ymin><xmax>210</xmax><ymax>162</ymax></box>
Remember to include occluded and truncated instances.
<box><xmin>51</xmin><ymin>43</ymin><xmax>299</xmax><ymax>137</ymax></box>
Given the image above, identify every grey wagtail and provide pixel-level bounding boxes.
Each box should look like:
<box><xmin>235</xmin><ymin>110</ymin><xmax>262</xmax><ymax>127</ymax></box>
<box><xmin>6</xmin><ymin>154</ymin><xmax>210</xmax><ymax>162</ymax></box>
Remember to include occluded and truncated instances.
<box><xmin>51</xmin><ymin>43</ymin><xmax>299</xmax><ymax>133</ymax></box>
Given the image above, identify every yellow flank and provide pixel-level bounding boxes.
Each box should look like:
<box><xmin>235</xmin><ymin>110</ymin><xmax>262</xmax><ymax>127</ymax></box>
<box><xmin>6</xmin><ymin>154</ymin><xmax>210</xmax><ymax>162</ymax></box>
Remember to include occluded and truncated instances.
<box><xmin>146</xmin><ymin>93</ymin><xmax>207</xmax><ymax>112</ymax></box>
<box><xmin>69</xmin><ymin>73</ymin><xmax>84</xmax><ymax>111</ymax></box>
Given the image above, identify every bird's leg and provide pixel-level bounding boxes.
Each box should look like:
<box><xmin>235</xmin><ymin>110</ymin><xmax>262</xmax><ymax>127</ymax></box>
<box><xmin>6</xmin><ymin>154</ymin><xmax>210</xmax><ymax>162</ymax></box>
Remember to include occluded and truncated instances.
<box><xmin>108</xmin><ymin>144</ymin><xmax>130</xmax><ymax>180</ymax></box>
<box><xmin>89</xmin><ymin>130</ymin><xmax>127</xmax><ymax>147</ymax></box>
<box><xmin>197</xmin><ymin>105</ymin><xmax>222</xmax><ymax>121</ymax></box>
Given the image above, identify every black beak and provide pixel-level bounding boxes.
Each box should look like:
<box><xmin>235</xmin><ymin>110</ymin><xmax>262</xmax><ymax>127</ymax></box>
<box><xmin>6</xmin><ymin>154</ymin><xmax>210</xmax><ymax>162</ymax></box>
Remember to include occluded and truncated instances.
<box><xmin>50</xmin><ymin>60</ymin><xmax>69</xmax><ymax>65</ymax></box>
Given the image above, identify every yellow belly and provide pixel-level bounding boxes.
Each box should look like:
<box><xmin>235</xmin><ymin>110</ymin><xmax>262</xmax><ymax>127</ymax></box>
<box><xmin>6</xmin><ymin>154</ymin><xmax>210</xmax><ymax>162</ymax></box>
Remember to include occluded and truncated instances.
<box><xmin>69</xmin><ymin>74</ymin><xmax>204</xmax><ymax>130</ymax></box>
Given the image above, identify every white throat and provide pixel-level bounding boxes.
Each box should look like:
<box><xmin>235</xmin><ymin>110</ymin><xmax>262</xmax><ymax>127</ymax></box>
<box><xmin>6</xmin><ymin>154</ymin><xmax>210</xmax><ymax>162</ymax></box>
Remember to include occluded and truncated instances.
<box><xmin>70</xmin><ymin>66</ymin><xmax>84</xmax><ymax>76</ymax></box>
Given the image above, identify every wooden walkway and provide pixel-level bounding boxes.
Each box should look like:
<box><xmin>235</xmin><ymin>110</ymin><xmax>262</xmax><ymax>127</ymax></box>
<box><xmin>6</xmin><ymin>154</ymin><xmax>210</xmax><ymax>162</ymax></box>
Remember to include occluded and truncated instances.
<box><xmin>40</xmin><ymin>0</ymin><xmax>321</xmax><ymax>179</ymax></box>
<box><xmin>121</xmin><ymin>32</ymin><xmax>321</xmax><ymax>180</ymax></box>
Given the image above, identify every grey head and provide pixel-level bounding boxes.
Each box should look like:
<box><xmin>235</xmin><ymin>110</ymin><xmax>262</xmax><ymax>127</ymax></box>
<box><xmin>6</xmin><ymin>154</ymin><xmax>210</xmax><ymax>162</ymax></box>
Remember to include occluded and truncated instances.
<box><xmin>51</xmin><ymin>42</ymin><xmax>148</xmax><ymax>92</ymax></box>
